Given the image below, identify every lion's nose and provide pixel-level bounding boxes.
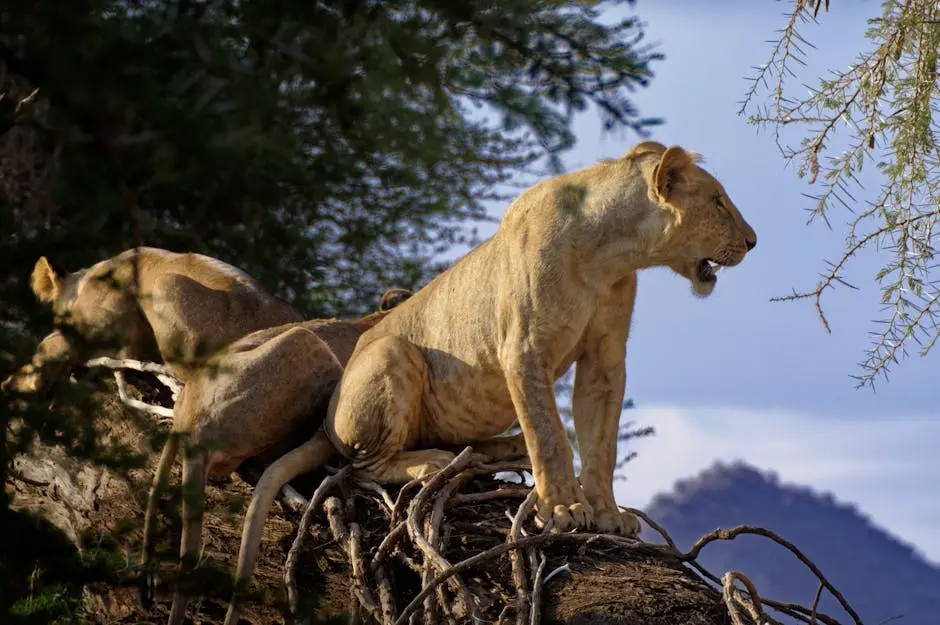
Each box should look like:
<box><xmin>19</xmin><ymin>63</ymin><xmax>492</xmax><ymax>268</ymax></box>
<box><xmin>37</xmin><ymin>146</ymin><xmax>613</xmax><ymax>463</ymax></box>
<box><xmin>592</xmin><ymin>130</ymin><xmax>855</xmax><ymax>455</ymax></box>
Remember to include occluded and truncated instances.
<box><xmin>746</xmin><ymin>238</ymin><xmax>756</xmax><ymax>251</ymax></box>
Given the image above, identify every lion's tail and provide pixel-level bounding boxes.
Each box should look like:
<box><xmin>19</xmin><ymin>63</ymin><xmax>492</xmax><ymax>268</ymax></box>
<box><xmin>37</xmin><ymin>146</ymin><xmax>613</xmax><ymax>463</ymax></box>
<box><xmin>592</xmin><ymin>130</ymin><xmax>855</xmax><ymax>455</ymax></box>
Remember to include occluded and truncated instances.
<box><xmin>139</xmin><ymin>430</ymin><xmax>181</xmax><ymax>610</ymax></box>
<box><xmin>223</xmin><ymin>429</ymin><xmax>337</xmax><ymax>625</ymax></box>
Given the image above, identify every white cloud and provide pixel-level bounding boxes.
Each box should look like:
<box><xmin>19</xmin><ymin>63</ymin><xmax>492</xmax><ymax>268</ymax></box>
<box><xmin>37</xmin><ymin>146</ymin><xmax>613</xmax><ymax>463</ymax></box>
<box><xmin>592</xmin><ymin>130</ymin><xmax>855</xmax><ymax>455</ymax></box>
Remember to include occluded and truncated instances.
<box><xmin>614</xmin><ymin>404</ymin><xmax>940</xmax><ymax>564</ymax></box>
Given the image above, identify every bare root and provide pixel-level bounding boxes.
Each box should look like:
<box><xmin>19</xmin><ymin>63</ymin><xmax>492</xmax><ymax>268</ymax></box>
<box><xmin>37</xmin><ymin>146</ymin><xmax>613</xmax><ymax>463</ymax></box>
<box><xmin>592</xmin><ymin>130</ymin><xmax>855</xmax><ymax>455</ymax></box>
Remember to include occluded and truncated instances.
<box><xmin>274</xmin><ymin>455</ymin><xmax>861</xmax><ymax>625</ymax></box>
<box><xmin>85</xmin><ymin>356</ymin><xmax>183</xmax><ymax>399</ymax></box>
<box><xmin>89</xmin><ymin>354</ymin><xmax>861</xmax><ymax>625</ymax></box>
<box><xmin>85</xmin><ymin>356</ymin><xmax>181</xmax><ymax>421</ymax></box>
<box><xmin>284</xmin><ymin>466</ymin><xmax>350</xmax><ymax>618</ymax></box>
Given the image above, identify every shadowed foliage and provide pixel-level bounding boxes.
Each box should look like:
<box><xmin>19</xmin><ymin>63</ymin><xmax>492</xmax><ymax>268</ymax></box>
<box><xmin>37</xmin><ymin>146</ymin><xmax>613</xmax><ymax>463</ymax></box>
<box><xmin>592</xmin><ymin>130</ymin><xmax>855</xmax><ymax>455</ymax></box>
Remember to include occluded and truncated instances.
<box><xmin>1</xmin><ymin>0</ymin><xmax>662</xmax><ymax>619</ymax></box>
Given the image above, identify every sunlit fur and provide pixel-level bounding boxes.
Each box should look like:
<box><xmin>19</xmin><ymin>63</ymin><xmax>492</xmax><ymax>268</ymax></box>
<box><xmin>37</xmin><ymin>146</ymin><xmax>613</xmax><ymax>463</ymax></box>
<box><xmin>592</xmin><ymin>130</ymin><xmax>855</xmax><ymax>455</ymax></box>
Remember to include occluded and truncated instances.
<box><xmin>141</xmin><ymin>290</ymin><xmax>412</xmax><ymax>625</ymax></box>
<box><xmin>222</xmin><ymin>140</ymin><xmax>757</xmax><ymax>624</ymax></box>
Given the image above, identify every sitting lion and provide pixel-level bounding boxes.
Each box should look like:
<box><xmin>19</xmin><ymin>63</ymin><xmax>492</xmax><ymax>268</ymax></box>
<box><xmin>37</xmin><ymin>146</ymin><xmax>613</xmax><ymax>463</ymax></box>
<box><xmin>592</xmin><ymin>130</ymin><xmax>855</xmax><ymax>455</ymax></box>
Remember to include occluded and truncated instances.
<box><xmin>220</xmin><ymin>140</ymin><xmax>757</xmax><ymax>622</ymax></box>
<box><xmin>141</xmin><ymin>288</ymin><xmax>412</xmax><ymax>625</ymax></box>
<box><xmin>2</xmin><ymin>247</ymin><xmax>303</xmax><ymax>394</ymax></box>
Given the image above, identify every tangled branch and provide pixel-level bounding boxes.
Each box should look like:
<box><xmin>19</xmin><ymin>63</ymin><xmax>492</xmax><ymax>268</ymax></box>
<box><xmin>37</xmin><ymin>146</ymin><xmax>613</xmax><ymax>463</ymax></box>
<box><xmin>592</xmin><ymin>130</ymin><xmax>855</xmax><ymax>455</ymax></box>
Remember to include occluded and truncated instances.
<box><xmin>87</xmin><ymin>359</ymin><xmax>861</xmax><ymax>624</ymax></box>
<box><xmin>84</xmin><ymin>356</ymin><xmax>182</xmax><ymax>422</ymax></box>
<box><xmin>84</xmin><ymin>356</ymin><xmax>183</xmax><ymax>398</ymax></box>
<box><xmin>280</xmin><ymin>451</ymin><xmax>863</xmax><ymax>625</ymax></box>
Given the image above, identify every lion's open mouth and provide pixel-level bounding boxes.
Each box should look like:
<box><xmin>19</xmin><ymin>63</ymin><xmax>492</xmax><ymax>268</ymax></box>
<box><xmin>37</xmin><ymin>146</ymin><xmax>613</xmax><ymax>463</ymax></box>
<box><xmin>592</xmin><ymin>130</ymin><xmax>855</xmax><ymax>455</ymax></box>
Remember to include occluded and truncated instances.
<box><xmin>697</xmin><ymin>259</ymin><xmax>721</xmax><ymax>283</ymax></box>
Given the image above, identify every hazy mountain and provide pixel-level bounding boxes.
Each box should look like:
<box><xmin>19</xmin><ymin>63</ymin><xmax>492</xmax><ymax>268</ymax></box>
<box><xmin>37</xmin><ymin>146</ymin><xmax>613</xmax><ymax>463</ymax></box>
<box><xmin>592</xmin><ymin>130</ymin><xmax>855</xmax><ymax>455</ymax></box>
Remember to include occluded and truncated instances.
<box><xmin>642</xmin><ymin>461</ymin><xmax>940</xmax><ymax>625</ymax></box>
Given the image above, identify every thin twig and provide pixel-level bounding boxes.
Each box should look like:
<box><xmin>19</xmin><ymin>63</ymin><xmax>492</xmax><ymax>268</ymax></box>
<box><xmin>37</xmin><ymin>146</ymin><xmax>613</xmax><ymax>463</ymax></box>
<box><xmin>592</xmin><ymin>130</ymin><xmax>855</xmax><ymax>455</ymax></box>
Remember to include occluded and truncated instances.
<box><xmin>404</xmin><ymin>448</ymin><xmax>477</xmax><ymax>623</ymax></box>
<box><xmin>86</xmin><ymin>356</ymin><xmax>181</xmax><ymax>420</ymax></box>
<box><xmin>685</xmin><ymin>525</ymin><xmax>862</xmax><ymax>625</ymax></box>
<box><xmin>279</xmin><ymin>484</ymin><xmax>309</xmax><ymax>512</ymax></box>
<box><xmin>85</xmin><ymin>356</ymin><xmax>183</xmax><ymax>395</ymax></box>
<box><xmin>528</xmin><ymin>552</ymin><xmax>548</xmax><ymax>625</ymax></box>
<box><xmin>324</xmin><ymin>498</ymin><xmax>378</xmax><ymax>618</ymax></box>
<box><xmin>542</xmin><ymin>563</ymin><xmax>569</xmax><ymax>584</ymax></box>
<box><xmin>284</xmin><ymin>466</ymin><xmax>350</xmax><ymax>617</ymax></box>
<box><xmin>393</xmin><ymin>532</ymin><xmax>657</xmax><ymax>625</ymax></box>
<box><xmin>624</xmin><ymin>506</ymin><xmax>675</xmax><ymax>548</ymax></box>
<box><xmin>423</xmin><ymin>474</ymin><xmax>467</xmax><ymax>623</ymax></box>
<box><xmin>450</xmin><ymin>486</ymin><xmax>530</xmax><ymax>506</ymax></box>
<box><xmin>392</xmin><ymin>472</ymin><xmax>437</xmax><ymax>527</ymax></box>
<box><xmin>508</xmin><ymin>489</ymin><xmax>538</xmax><ymax>625</ymax></box>
<box><xmin>371</xmin><ymin>522</ymin><xmax>409</xmax><ymax>572</ymax></box>
<box><xmin>121</xmin><ymin>396</ymin><xmax>174</xmax><ymax>421</ymax></box>
<box><xmin>356</xmin><ymin>479</ymin><xmax>396</xmax><ymax>516</ymax></box>
<box><xmin>810</xmin><ymin>582</ymin><xmax>824</xmax><ymax>625</ymax></box>
<box><xmin>373</xmin><ymin>562</ymin><xmax>398</xmax><ymax>625</ymax></box>
<box><xmin>722</xmin><ymin>571</ymin><xmax>770</xmax><ymax>625</ymax></box>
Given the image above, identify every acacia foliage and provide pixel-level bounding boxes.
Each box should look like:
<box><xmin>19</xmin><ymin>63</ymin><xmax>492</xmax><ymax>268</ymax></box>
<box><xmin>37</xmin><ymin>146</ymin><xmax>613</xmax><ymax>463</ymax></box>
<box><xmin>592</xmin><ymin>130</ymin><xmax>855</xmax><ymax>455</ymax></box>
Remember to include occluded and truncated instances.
<box><xmin>742</xmin><ymin>0</ymin><xmax>940</xmax><ymax>385</ymax></box>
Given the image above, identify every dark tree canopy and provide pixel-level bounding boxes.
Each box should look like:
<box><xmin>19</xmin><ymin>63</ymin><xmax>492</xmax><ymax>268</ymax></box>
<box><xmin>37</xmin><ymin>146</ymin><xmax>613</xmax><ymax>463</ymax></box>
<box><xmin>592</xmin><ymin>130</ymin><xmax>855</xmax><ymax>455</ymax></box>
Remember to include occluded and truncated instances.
<box><xmin>0</xmin><ymin>1</ymin><xmax>661</xmax><ymax>619</ymax></box>
<box><xmin>1</xmin><ymin>0</ymin><xmax>661</xmax><ymax>321</ymax></box>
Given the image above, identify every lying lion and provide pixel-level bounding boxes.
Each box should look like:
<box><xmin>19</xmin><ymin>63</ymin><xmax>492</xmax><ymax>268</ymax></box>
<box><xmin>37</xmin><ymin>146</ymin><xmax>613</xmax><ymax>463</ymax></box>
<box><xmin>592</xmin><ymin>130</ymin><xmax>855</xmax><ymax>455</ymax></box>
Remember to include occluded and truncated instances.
<box><xmin>2</xmin><ymin>247</ymin><xmax>302</xmax><ymax>395</ymax></box>
<box><xmin>141</xmin><ymin>288</ymin><xmax>412</xmax><ymax>625</ymax></box>
<box><xmin>221</xmin><ymin>140</ymin><xmax>757</xmax><ymax>622</ymax></box>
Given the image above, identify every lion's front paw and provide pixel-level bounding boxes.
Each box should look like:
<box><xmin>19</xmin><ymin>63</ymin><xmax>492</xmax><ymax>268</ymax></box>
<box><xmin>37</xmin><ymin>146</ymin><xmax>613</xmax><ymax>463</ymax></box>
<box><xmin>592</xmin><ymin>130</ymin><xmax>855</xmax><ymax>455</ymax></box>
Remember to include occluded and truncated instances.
<box><xmin>594</xmin><ymin>507</ymin><xmax>640</xmax><ymax>537</ymax></box>
<box><xmin>535</xmin><ymin>500</ymin><xmax>595</xmax><ymax>533</ymax></box>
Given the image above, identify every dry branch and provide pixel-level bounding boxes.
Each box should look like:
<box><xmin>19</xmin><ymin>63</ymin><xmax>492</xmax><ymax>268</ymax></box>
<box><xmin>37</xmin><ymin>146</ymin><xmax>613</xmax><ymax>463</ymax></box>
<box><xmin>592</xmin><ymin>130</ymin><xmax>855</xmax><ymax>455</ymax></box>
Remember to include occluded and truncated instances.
<box><xmin>7</xmin><ymin>374</ymin><xmax>864</xmax><ymax>625</ymax></box>
<box><xmin>271</xmin><ymin>458</ymin><xmax>863</xmax><ymax>625</ymax></box>
<box><xmin>508</xmin><ymin>489</ymin><xmax>538</xmax><ymax>625</ymax></box>
<box><xmin>684</xmin><ymin>525</ymin><xmax>862</xmax><ymax>625</ymax></box>
<box><xmin>85</xmin><ymin>356</ymin><xmax>183</xmax><ymax>398</ymax></box>
<box><xmin>722</xmin><ymin>571</ymin><xmax>773</xmax><ymax>625</ymax></box>
<box><xmin>285</xmin><ymin>466</ymin><xmax>350</xmax><ymax>616</ymax></box>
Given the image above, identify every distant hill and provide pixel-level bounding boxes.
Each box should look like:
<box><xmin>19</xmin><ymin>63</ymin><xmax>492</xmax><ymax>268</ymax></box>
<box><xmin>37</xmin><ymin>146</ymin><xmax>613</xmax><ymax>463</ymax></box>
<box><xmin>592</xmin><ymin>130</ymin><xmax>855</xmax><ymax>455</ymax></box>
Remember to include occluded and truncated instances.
<box><xmin>642</xmin><ymin>461</ymin><xmax>940</xmax><ymax>625</ymax></box>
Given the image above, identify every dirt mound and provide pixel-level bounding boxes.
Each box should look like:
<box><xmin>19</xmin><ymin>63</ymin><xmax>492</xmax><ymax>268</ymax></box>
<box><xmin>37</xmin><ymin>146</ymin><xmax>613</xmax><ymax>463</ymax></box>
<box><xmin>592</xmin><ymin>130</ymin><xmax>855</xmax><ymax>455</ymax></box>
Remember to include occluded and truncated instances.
<box><xmin>8</xmin><ymin>380</ymin><xmax>857</xmax><ymax>625</ymax></box>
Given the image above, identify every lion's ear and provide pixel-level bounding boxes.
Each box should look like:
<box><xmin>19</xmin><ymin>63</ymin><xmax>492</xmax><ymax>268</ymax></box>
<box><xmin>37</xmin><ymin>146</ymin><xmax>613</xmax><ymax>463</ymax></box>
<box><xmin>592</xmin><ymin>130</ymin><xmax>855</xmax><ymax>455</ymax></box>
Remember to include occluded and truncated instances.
<box><xmin>379</xmin><ymin>288</ymin><xmax>412</xmax><ymax>311</ymax></box>
<box><xmin>31</xmin><ymin>256</ymin><xmax>62</xmax><ymax>305</ymax></box>
<box><xmin>625</xmin><ymin>141</ymin><xmax>667</xmax><ymax>159</ymax></box>
<box><xmin>652</xmin><ymin>146</ymin><xmax>694</xmax><ymax>203</ymax></box>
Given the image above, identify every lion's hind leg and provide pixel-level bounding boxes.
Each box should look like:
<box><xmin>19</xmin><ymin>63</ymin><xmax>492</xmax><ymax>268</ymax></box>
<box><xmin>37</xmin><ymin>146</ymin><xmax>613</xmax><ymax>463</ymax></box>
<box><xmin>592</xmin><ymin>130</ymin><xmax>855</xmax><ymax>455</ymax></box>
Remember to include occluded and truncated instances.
<box><xmin>327</xmin><ymin>334</ymin><xmax>455</xmax><ymax>484</ymax></box>
<box><xmin>359</xmin><ymin>449</ymin><xmax>458</xmax><ymax>483</ymax></box>
<box><xmin>139</xmin><ymin>429</ymin><xmax>181</xmax><ymax>609</ymax></box>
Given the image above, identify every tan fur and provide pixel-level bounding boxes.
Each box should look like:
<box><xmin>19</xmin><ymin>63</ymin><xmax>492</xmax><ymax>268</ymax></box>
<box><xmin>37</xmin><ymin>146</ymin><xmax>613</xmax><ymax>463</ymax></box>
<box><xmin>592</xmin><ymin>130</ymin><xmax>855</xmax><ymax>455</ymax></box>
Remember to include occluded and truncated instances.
<box><xmin>2</xmin><ymin>247</ymin><xmax>302</xmax><ymax>394</ymax></box>
<box><xmin>141</xmin><ymin>290</ymin><xmax>413</xmax><ymax>625</ymax></box>
<box><xmin>221</xmin><ymin>140</ymin><xmax>757</xmax><ymax>621</ymax></box>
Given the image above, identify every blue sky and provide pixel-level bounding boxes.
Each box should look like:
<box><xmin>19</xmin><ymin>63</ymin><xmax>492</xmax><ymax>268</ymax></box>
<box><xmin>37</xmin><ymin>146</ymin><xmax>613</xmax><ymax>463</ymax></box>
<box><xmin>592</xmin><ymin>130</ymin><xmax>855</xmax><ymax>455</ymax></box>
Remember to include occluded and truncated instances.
<box><xmin>461</xmin><ymin>1</ymin><xmax>940</xmax><ymax>563</ymax></box>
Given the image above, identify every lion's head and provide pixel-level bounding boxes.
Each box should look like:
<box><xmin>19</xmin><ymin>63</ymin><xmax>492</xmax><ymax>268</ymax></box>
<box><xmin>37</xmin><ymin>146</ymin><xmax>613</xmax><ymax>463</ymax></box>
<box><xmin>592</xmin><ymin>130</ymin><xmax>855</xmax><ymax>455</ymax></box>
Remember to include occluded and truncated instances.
<box><xmin>629</xmin><ymin>141</ymin><xmax>757</xmax><ymax>297</ymax></box>
<box><xmin>1</xmin><ymin>257</ymin><xmax>136</xmax><ymax>395</ymax></box>
<box><xmin>379</xmin><ymin>287</ymin><xmax>413</xmax><ymax>311</ymax></box>
<box><xmin>31</xmin><ymin>255</ymin><xmax>143</xmax><ymax>350</ymax></box>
